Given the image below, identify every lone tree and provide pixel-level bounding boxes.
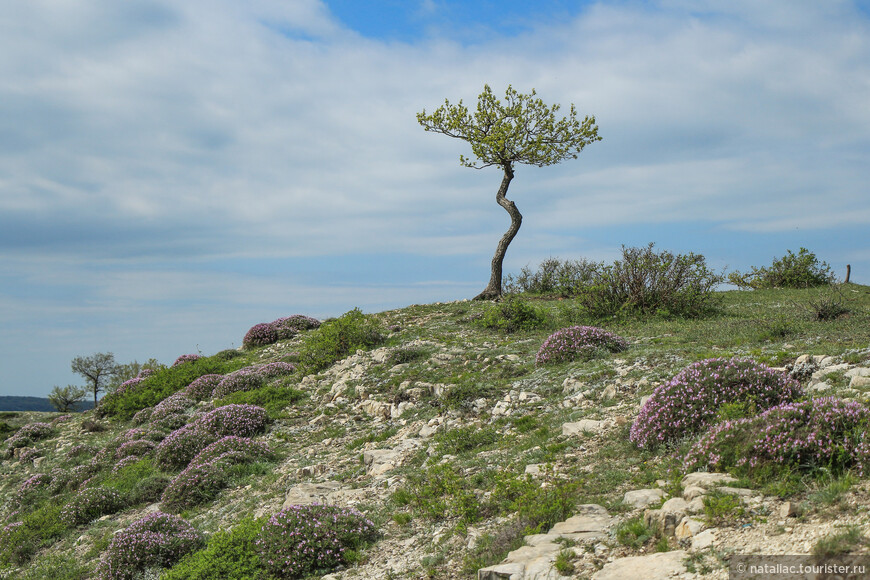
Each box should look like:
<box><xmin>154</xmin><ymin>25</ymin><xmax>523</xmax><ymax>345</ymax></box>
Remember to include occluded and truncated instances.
<box><xmin>71</xmin><ymin>352</ymin><xmax>117</xmax><ymax>406</ymax></box>
<box><xmin>48</xmin><ymin>384</ymin><xmax>87</xmax><ymax>412</ymax></box>
<box><xmin>418</xmin><ymin>84</ymin><xmax>601</xmax><ymax>300</ymax></box>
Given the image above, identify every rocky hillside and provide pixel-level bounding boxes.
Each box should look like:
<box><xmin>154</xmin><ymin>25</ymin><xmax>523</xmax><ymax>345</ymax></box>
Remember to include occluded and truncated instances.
<box><xmin>2</xmin><ymin>285</ymin><xmax>870</xmax><ymax>579</ymax></box>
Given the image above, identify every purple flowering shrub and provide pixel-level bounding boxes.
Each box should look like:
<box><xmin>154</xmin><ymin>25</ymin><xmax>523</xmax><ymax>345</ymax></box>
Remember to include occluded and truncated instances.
<box><xmin>131</xmin><ymin>407</ymin><xmax>153</xmax><ymax>425</ymax></box>
<box><xmin>4</xmin><ymin>422</ymin><xmax>54</xmax><ymax>453</ymax></box>
<box><xmin>60</xmin><ymin>487</ymin><xmax>123</xmax><ymax>526</ymax></box>
<box><xmin>151</xmin><ymin>393</ymin><xmax>195</xmax><ymax>420</ymax></box>
<box><xmin>272</xmin><ymin>315</ymin><xmax>321</xmax><ymax>339</ymax></box>
<box><xmin>253</xmin><ymin>361</ymin><xmax>297</xmax><ymax>379</ymax></box>
<box><xmin>160</xmin><ymin>437</ymin><xmax>273</xmax><ymax>512</ymax></box>
<box><xmin>195</xmin><ymin>404</ymin><xmax>268</xmax><ymax>439</ymax></box>
<box><xmin>113</xmin><ymin>376</ymin><xmax>145</xmax><ymax>397</ymax></box>
<box><xmin>113</xmin><ymin>455</ymin><xmax>143</xmax><ymax>473</ymax></box>
<box><xmin>96</xmin><ymin>512</ymin><xmax>204</xmax><ymax>580</ymax></box>
<box><xmin>152</xmin><ymin>413</ymin><xmax>188</xmax><ymax>432</ymax></box>
<box><xmin>155</xmin><ymin>405</ymin><xmax>268</xmax><ymax>469</ymax></box>
<box><xmin>155</xmin><ymin>425</ymin><xmax>219</xmax><ymax>470</ymax></box>
<box><xmin>684</xmin><ymin>398</ymin><xmax>870</xmax><ymax>477</ymax></box>
<box><xmin>48</xmin><ymin>464</ymin><xmax>100</xmax><ymax>494</ymax></box>
<box><xmin>17</xmin><ymin>448</ymin><xmax>40</xmax><ymax>463</ymax></box>
<box><xmin>51</xmin><ymin>414</ymin><xmax>73</xmax><ymax>425</ymax></box>
<box><xmin>243</xmin><ymin>315</ymin><xmax>322</xmax><ymax>349</ymax></box>
<box><xmin>213</xmin><ymin>368</ymin><xmax>265</xmax><ymax>398</ymax></box>
<box><xmin>256</xmin><ymin>504</ymin><xmax>378</xmax><ymax>578</ymax></box>
<box><xmin>172</xmin><ymin>353</ymin><xmax>202</xmax><ymax>367</ymax></box>
<box><xmin>243</xmin><ymin>323</ymin><xmax>279</xmax><ymax>349</ymax></box>
<box><xmin>535</xmin><ymin>326</ymin><xmax>628</xmax><ymax>365</ymax></box>
<box><xmin>630</xmin><ymin>357</ymin><xmax>802</xmax><ymax>449</ymax></box>
<box><xmin>185</xmin><ymin>373</ymin><xmax>223</xmax><ymax>400</ymax></box>
<box><xmin>115</xmin><ymin>439</ymin><xmax>156</xmax><ymax>460</ymax></box>
<box><xmin>14</xmin><ymin>474</ymin><xmax>53</xmax><ymax>504</ymax></box>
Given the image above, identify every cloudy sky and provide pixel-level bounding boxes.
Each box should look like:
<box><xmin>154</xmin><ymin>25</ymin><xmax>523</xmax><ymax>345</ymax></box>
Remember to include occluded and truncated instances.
<box><xmin>2</xmin><ymin>0</ymin><xmax>869</xmax><ymax>398</ymax></box>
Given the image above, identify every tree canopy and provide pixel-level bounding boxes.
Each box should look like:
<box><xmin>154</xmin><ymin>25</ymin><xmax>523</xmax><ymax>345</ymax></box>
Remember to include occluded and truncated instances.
<box><xmin>417</xmin><ymin>84</ymin><xmax>601</xmax><ymax>299</ymax></box>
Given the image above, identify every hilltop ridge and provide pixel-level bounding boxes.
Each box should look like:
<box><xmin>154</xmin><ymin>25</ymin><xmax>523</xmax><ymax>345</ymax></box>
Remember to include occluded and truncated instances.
<box><xmin>2</xmin><ymin>285</ymin><xmax>870</xmax><ymax>579</ymax></box>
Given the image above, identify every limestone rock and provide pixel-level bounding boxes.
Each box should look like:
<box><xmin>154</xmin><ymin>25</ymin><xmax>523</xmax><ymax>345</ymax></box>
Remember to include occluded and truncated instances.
<box><xmin>592</xmin><ymin>550</ymin><xmax>688</xmax><ymax>580</ymax></box>
<box><xmin>682</xmin><ymin>472</ymin><xmax>737</xmax><ymax>489</ymax></box>
<box><xmin>850</xmin><ymin>376</ymin><xmax>870</xmax><ymax>389</ymax></box>
<box><xmin>674</xmin><ymin>516</ymin><xmax>705</xmax><ymax>540</ymax></box>
<box><xmin>477</xmin><ymin>563</ymin><xmax>525</xmax><ymax>580</ymax></box>
<box><xmin>623</xmin><ymin>488</ymin><xmax>666</xmax><ymax>509</ymax></box>
<box><xmin>562</xmin><ymin>419</ymin><xmax>609</xmax><ymax>436</ymax></box>
<box><xmin>691</xmin><ymin>529</ymin><xmax>717</xmax><ymax>551</ymax></box>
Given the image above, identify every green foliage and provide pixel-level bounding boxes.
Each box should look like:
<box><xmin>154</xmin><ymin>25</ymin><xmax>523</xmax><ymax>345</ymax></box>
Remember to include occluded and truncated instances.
<box><xmin>164</xmin><ymin>517</ymin><xmax>271</xmax><ymax>580</ymax></box>
<box><xmin>0</xmin><ymin>503</ymin><xmax>67</xmax><ymax>566</ymax></box>
<box><xmin>803</xmin><ymin>283</ymin><xmax>852</xmax><ymax>321</ymax></box>
<box><xmin>434</xmin><ymin>424</ymin><xmax>499</xmax><ymax>455</ymax></box>
<box><xmin>702</xmin><ymin>490</ymin><xmax>745</xmax><ymax>525</ymax></box>
<box><xmin>728</xmin><ymin>248</ymin><xmax>835</xmax><ymax>289</ymax></box>
<box><xmin>476</xmin><ymin>296</ymin><xmax>547</xmax><ymax>333</ymax></box>
<box><xmin>577</xmin><ymin>243</ymin><xmax>723</xmax><ymax>318</ymax></box>
<box><xmin>48</xmin><ymin>385</ymin><xmax>87</xmax><ymax>412</ymax></box>
<box><xmin>297</xmin><ymin>308</ymin><xmax>384</xmax><ymax>374</ymax></box>
<box><xmin>505</xmin><ymin>257</ymin><xmax>601</xmax><ymax>296</ymax></box>
<box><xmin>417</xmin><ymin>84</ymin><xmax>600</xmax><ymax>170</ymax></box>
<box><xmin>215</xmin><ymin>385</ymin><xmax>306</xmax><ymax>418</ymax></box>
<box><xmin>98</xmin><ymin>355</ymin><xmax>245</xmax><ymax>420</ymax></box>
<box><xmin>15</xmin><ymin>552</ymin><xmax>92</xmax><ymax>580</ymax></box>
<box><xmin>490</xmin><ymin>470</ymin><xmax>581</xmax><ymax>534</ymax></box>
<box><xmin>107</xmin><ymin>358</ymin><xmax>165</xmax><ymax>393</ymax></box>
<box><xmin>553</xmin><ymin>549</ymin><xmax>575</xmax><ymax>575</ymax></box>
<box><xmin>397</xmin><ymin>463</ymin><xmax>482</xmax><ymax>524</ymax></box>
<box><xmin>615</xmin><ymin>515</ymin><xmax>655</xmax><ymax>549</ymax></box>
<box><xmin>812</xmin><ymin>526</ymin><xmax>865</xmax><ymax>557</ymax></box>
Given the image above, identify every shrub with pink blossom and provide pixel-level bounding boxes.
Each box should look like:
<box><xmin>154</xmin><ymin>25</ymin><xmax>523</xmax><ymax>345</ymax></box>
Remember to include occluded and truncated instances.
<box><xmin>48</xmin><ymin>465</ymin><xmax>98</xmax><ymax>494</ymax></box>
<box><xmin>114</xmin><ymin>376</ymin><xmax>145</xmax><ymax>397</ymax></box>
<box><xmin>115</xmin><ymin>439</ymin><xmax>156</xmax><ymax>460</ymax></box>
<box><xmin>137</xmin><ymin>368</ymin><xmax>158</xmax><ymax>379</ymax></box>
<box><xmin>272</xmin><ymin>315</ymin><xmax>321</xmax><ymax>339</ymax></box>
<box><xmin>153</xmin><ymin>413</ymin><xmax>189</xmax><ymax>432</ymax></box>
<box><xmin>131</xmin><ymin>407</ymin><xmax>153</xmax><ymax>425</ymax></box>
<box><xmin>15</xmin><ymin>473</ymin><xmax>53</xmax><ymax>504</ymax></box>
<box><xmin>151</xmin><ymin>392</ymin><xmax>194</xmax><ymax>420</ymax></box>
<box><xmin>685</xmin><ymin>397</ymin><xmax>870</xmax><ymax>478</ymax></box>
<box><xmin>195</xmin><ymin>404</ymin><xmax>268</xmax><ymax>439</ymax></box>
<box><xmin>535</xmin><ymin>326</ymin><xmax>628</xmax><ymax>365</ymax></box>
<box><xmin>4</xmin><ymin>422</ymin><xmax>54</xmax><ymax>454</ymax></box>
<box><xmin>256</xmin><ymin>504</ymin><xmax>378</xmax><ymax>578</ymax></box>
<box><xmin>630</xmin><ymin>357</ymin><xmax>802</xmax><ymax>449</ymax></box>
<box><xmin>61</xmin><ymin>486</ymin><xmax>123</xmax><ymax>526</ymax></box>
<box><xmin>51</xmin><ymin>414</ymin><xmax>73</xmax><ymax>425</ymax></box>
<box><xmin>154</xmin><ymin>405</ymin><xmax>267</xmax><ymax>470</ymax></box>
<box><xmin>253</xmin><ymin>361</ymin><xmax>297</xmax><ymax>379</ymax></box>
<box><xmin>212</xmin><ymin>368</ymin><xmax>265</xmax><ymax>398</ymax></box>
<box><xmin>243</xmin><ymin>323</ymin><xmax>279</xmax><ymax>349</ymax></box>
<box><xmin>155</xmin><ymin>425</ymin><xmax>219</xmax><ymax>470</ymax></box>
<box><xmin>96</xmin><ymin>511</ymin><xmax>204</xmax><ymax>580</ymax></box>
<box><xmin>172</xmin><ymin>354</ymin><xmax>202</xmax><ymax>367</ymax></box>
<box><xmin>67</xmin><ymin>443</ymin><xmax>94</xmax><ymax>458</ymax></box>
<box><xmin>160</xmin><ymin>438</ymin><xmax>274</xmax><ymax>513</ymax></box>
<box><xmin>185</xmin><ymin>373</ymin><xmax>223</xmax><ymax>400</ymax></box>
<box><xmin>17</xmin><ymin>447</ymin><xmax>40</xmax><ymax>463</ymax></box>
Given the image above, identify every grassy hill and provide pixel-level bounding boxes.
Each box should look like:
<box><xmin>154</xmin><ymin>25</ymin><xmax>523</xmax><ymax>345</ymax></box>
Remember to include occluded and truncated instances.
<box><xmin>1</xmin><ymin>282</ymin><xmax>869</xmax><ymax>579</ymax></box>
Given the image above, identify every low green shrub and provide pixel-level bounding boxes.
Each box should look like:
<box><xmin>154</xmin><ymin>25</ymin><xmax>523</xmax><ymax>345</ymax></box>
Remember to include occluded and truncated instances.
<box><xmin>164</xmin><ymin>516</ymin><xmax>269</xmax><ymax>580</ymax></box>
<box><xmin>577</xmin><ymin>243</ymin><xmax>723</xmax><ymax>318</ymax></box>
<box><xmin>297</xmin><ymin>308</ymin><xmax>384</xmax><ymax>374</ymax></box>
<box><xmin>630</xmin><ymin>357</ymin><xmax>802</xmax><ymax>449</ymax></box>
<box><xmin>505</xmin><ymin>256</ymin><xmax>600</xmax><ymax>297</ymax></box>
<box><xmin>0</xmin><ymin>503</ymin><xmax>67</xmax><ymax>566</ymax></box>
<box><xmin>615</xmin><ymin>515</ymin><xmax>655</xmax><ymax>549</ymax></box>
<box><xmin>728</xmin><ymin>247</ymin><xmax>835</xmax><ymax>289</ymax></box>
<box><xmin>397</xmin><ymin>463</ymin><xmax>481</xmax><ymax>524</ymax></box>
<box><xmin>434</xmin><ymin>425</ymin><xmax>499</xmax><ymax>455</ymax></box>
<box><xmin>476</xmin><ymin>296</ymin><xmax>547</xmax><ymax>333</ymax></box>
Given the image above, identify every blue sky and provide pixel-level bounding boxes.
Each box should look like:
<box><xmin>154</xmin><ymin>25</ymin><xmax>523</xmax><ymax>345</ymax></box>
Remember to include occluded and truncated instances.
<box><xmin>2</xmin><ymin>0</ymin><xmax>869</xmax><ymax>397</ymax></box>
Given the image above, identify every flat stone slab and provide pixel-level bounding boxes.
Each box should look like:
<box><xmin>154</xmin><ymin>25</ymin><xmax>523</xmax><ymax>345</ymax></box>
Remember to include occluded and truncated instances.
<box><xmin>592</xmin><ymin>550</ymin><xmax>688</xmax><ymax>580</ymax></box>
<box><xmin>682</xmin><ymin>472</ymin><xmax>737</xmax><ymax>488</ymax></box>
<box><xmin>624</xmin><ymin>488</ymin><xmax>666</xmax><ymax>509</ymax></box>
<box><xmin>478</xmin><ymin>562</ymin><xmax>525</xmax><ymax>580</ymax></box>
<box><xmin>562</xmin><ymin>419</ymin><xmax>609</xmax><ymax>436</ymax></box>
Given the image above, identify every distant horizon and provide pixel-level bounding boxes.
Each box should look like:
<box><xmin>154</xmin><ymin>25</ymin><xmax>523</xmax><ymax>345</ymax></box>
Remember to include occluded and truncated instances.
<box><xmin>2</xmin><ymin>0</ymin><xmax>869</xmax><ymax>397</ymax></box>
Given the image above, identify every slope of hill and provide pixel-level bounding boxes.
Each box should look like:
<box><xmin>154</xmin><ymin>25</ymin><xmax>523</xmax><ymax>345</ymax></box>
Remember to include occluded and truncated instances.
<box><xmin>1</xmin><ymin>285</ymin><xmax>870</xmax><ymax>579</ymax></box>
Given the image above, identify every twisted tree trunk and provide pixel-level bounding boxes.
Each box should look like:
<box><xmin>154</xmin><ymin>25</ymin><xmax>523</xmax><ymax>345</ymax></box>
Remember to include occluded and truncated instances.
<box><xmin>474</xmin><ymin>165</ymin><xmax>520</xmax><ymax>300</ymax></box>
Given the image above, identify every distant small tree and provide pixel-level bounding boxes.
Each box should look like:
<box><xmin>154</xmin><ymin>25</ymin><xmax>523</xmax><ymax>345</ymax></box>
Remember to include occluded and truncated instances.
<box><xmin>418</xmin><ymin>84</ymin><xmax>601</xmax><ymax>300</ymax></box>
<box><xmin>71</xmin><ymin>352</ymin><xmax>118</xmax><ymax>406</ymax></box>
<box><xmin>48</xmin><ymin>385</ymin><xmax>87</xmax><ymax>412</ymax></box>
